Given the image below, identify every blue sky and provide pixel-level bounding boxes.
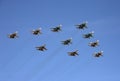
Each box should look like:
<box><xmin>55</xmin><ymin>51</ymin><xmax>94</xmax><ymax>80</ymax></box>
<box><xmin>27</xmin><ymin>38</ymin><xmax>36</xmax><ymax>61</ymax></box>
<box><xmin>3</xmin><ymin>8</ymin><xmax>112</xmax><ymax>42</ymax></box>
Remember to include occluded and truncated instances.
<box><xmin>0</xmin><ymin>0</ymin><xmax>120</xmax><ymax>81</ymax></box>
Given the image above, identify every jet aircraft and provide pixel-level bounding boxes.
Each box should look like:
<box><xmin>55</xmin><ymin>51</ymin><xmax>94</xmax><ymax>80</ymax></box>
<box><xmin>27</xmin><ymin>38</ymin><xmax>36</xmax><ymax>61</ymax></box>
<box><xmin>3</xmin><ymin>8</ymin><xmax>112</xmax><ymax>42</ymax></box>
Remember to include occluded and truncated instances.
<box><xmin>32</xmin><ymin>28</ymin><xmax>42</xmax><ymax>35</ymax></box>
<box><xmin>89</xmin><ymin>40</ymin><xmax>99</xmax><ymax>47</ymax></box>
<box><xmin>75</xmin><ymin>21</ymin><xmax>87</xmax><ymax>30</ymax></box>
<box><xmin>94</xmin><ymin>51</ymin><xmax>103</xmax><ymax>57</ymax></box>
<box><xmin>61</xmin><ymin>38</ymin><xmax>72</xmax><ymax>45</ymax></box>
<box><xmin>68</xmin><ymin>50</ymin><xmax>79</xmax><ymax>56</ymax></box>
<box><xmin>51</xmin><ymin>24</ymin><xmax>62</xmax><ymax>32</ymax></box>
<box><xmin>83</xmin><ymin>31</ymin><xmax>94</xmax><ymax>39</ymax></box>
<box><xmin>36</xmin><ymin>44</ymin><xmax>47</xmax><ymax>51</ymax></box>
<box><xmin>8</xmin><ymin>31</ymin><xmax>18</xmax><ymax>38</ymax></box>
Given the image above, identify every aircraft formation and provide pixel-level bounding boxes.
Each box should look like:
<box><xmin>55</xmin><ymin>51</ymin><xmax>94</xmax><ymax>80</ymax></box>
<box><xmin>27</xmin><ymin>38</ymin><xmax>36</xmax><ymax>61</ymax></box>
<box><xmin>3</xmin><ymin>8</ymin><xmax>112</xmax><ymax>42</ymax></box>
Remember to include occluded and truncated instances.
<box><xmin>8</xmin><ymin>21</ymin><xmax>103</xmax><ymax>58</ymax></box>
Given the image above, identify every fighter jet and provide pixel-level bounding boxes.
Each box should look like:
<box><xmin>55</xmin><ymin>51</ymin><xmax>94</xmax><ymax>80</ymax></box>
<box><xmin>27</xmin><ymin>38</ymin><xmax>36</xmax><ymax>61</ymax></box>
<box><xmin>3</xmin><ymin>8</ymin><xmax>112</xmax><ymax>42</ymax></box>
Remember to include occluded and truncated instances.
<box><xmin>83</xmin><ymin>31</ymin><xmax>94</xmax><ymax>39</ymax></box>
<box><xmin>89</xmin><ymin>40</ymin><xmax>99</xmax><ymax>47</ymax></box>
<box><xmin>75</xmin><ymin>21</ymin><xmax>88</xmax><ymax>30</ymax></box>
<box><xmin>8</xmin><ymin>31</ymin><xmax>18</xmax><ymax>39</ymax></box>
<box><xmin>32</xmin><ymin>28</ymin><xmax>42</xmax><ymax>35</ymax></box>
<box><xmin>51</xmin><ymin>24</ymin><xmax>62</xmax><ymax>32</ymax></box>
<box><xmin>61</xmin><ymin>38</ymin><xmax>72</xmax><ymax>45</ymax></box>
<box><xmin>94</xmin><ymin>51</ymin><xmax>103</xmax><ymax>57</ymax></box>
<box><xmin>68</xmin><ymin>50</ymin><xmax>79</xmax><ymax>56</ymax></box>
<box><xmin>36</xmin><ymin>44</ymin><xmax>47</xmax><ymax>51</ymax></box>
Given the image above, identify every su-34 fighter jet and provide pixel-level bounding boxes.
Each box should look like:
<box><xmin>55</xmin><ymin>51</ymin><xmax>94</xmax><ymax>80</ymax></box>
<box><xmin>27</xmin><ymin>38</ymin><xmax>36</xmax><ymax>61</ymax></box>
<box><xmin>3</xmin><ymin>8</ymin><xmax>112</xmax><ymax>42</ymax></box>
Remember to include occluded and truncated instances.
<box><xmin>89</xmin><ymin>40</ymin><xmax>99</xmax><ymax>47</ymax></box>
<box><xmin>68</xmin><ymin>50</ymin><xmax>79</xmax><ymax>56</ymax></box>
<box><xmin>94</xmin><ymin>51</ymin><xmax>103</xmax><ymax>57</ymax></box>
<box><xmin>61</xmin><ymin>38</ymin><xmax>72</xmax><ymax>45</ymax></box>
<box><xmin>36</xmin><ymin>44</ymin><xmax>47</xmax><ymax>51</ymax></box>
<box><xmin>32</xmin><ymin>28</ymin><xmax>42</xmax><ymax>35</ymax></box>
<box><xmin>75</xmin><ymin>21</ymin><xmax>88</xmax><ymax>30</ymax></box>
<box><xmin>51</xmin><ymin>24</ymin><xmax>62</xmax><ymax>32</ymax></box>
<box><xmin>83</xmin><ymin>31</ymin><xmax>94</xmax><ymax>39</ymax></box>
<box><xmin>8</xmin><ymin>31</ymin><xmax>18</xmax><ymax>39</ymax></box>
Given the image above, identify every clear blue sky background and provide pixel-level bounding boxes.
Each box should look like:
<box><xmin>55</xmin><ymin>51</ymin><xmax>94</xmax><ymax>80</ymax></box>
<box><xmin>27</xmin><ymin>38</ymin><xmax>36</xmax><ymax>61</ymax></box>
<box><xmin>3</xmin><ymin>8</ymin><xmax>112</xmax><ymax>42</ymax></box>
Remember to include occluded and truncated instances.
<box><xmin>0</xmin><ymin>0</ymin><xmax>120</xmax><ymax>81</ymax></box>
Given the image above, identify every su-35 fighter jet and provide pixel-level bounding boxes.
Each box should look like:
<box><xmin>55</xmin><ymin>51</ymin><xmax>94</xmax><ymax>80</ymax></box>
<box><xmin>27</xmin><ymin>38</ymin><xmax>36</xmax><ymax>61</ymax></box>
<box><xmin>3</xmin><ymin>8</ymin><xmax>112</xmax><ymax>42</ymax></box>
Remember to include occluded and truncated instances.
<box><xmin>8</xmin><ymin>31</ymin><xmax>18</xmax><ymax>39</ymax></box>
<box><xmin>68</xmin><ymin>50</ymin><xmax>79</xmax><ymax>56</ymax></box>
<box><xmin>36</xmin><ymin>44</ymin><xmax>47</xmax><ymax>51</ymax></box>
<box><xmin>51</xmin><ymin>24</ymin><xmax>62</xmax><ymax>32</ymax></box>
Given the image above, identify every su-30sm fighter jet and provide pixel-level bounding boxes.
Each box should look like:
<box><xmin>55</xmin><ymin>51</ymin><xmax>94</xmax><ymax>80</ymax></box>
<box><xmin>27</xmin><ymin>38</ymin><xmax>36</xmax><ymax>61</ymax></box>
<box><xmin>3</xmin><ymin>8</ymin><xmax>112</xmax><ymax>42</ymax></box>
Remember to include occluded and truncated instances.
<box><xmin>68</xmin><ymin>50</ymin><xmax>79</xmax><ymax>56</ymax></box>
<box><xmin>8</xmin><ymin>31</ymin><xmax>18</xmax><ymax>39</ymax></box>
<box><xmin>36</xmin><ymin>44</ymin><xmax>47</xmax><ymax>51</ymax></box>
<box><xmin>51</xmin><ymin>24</ymin><xmax>62</xmax><ymax>32</ymax></box>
